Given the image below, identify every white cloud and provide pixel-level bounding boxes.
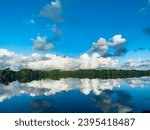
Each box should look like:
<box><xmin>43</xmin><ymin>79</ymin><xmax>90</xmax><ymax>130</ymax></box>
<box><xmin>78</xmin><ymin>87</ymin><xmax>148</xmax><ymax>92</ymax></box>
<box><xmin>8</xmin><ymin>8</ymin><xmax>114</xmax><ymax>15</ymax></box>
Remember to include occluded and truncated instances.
<box><xmin>111</xmin><ymin>34</ymin><xmax>127</xmax><ymax>46</ymax></box>
<box><xmin>80</xmin><ymin>53</ymin><xmax>118</xmax><ymax>69</ymax></box>
<box><xmin>25</xmin><ymin>54</ymin><xmax>80</xmax><ymax>71</ymax></box>
<box><xmin>0</xmin><ymin>49</ymin><xmax>119</xmax><ymax>71</ymax></box>
<box><xmin>39</xmin><ymin>0</ymin><xmax>64</xmax><ymax>22</ymax></box>
<box><xmin>90</xmin><ymin>34</ymin><xmax>127</xmax><ymax>57</ymax></box>
<box><xmin>123</xmin><ymin>59</ymin><xmax>150</xmax><ymax>70</ymax></box>
<box><xmin>32</xmin><ymin>36</ymin><xmax>54</xmax><ymax>51</ymax></box>
<box><xmin>0</xmin><ymin>49</ymin><xmax>15</xmax><ymax>57</ymax></box>
<box><xmin>0</xmin><ymin>49</ymin><xmax>150</xmax><ymax>71</ymax></box>
<box><xmin>90</xmin><ymin>38</ymin><xmax>108</xmax><ymax>53</ymax></box>
<box><xmin>25</xmin><ymin>53</ymin><xmax>118</xmax><ymax>71</ymax></box>
<box><xmin>111</xmin><ymin>34</ymin><xmax>127</xmax><ymax>56</ymax></box>
<box><xmin>0</xmin><ymin>49</ymin><xmax>24</xmax><ymax>70</ymax></box>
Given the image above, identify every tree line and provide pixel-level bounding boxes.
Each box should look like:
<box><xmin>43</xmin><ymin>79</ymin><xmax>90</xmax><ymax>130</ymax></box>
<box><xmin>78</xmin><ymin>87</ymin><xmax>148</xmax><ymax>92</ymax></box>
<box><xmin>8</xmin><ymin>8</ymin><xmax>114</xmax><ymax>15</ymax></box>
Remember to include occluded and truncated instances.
<box><xmin>0</xmin><ymin>68</ymin><xmax>150</xmax><ymax>84</ymax></box>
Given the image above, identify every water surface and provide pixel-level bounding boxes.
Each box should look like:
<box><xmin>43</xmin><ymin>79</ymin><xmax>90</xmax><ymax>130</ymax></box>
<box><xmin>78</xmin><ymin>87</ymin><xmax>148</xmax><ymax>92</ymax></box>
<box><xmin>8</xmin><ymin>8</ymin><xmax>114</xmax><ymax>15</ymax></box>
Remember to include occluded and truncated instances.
<box><xmin>0</xmin><ymin>77</ymin><xmax>150</xmax><ymax>113</ymax></box>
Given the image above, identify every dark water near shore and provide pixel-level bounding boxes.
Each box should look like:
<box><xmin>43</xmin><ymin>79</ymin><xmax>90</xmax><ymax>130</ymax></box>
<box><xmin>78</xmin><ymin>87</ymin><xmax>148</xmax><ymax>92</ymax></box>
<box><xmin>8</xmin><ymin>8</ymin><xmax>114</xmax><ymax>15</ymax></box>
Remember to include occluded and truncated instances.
<box><xmin>0</xmin><ymin>77</ymin><xmax>150</xmax><ymax>113</ymax></box>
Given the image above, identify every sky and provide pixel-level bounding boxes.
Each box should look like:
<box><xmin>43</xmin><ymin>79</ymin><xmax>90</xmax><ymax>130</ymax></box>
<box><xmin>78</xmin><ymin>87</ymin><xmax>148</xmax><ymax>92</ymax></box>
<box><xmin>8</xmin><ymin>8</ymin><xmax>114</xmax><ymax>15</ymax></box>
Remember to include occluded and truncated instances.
<box><xmin>0</xmin><ymin>0</ymin><xmax>150</xmax><ymax>70</ymax></box>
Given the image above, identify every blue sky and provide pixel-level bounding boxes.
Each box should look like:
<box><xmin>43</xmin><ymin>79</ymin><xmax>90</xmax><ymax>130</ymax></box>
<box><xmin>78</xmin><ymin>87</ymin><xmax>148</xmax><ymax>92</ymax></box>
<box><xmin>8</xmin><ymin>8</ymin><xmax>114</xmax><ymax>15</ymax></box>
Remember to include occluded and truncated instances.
<box><xmin>0</xmin><ymin>0</ymin><xmax>150</xmax><ymax>70</ymax></box>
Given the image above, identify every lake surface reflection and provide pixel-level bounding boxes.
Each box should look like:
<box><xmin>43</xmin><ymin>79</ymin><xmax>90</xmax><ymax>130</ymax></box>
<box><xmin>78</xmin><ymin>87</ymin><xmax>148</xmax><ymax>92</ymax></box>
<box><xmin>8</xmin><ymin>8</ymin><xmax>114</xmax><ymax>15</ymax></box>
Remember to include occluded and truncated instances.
<box><xmin>0</xmin><ymin>77</ymin><xmax>150</xmax><ymax>113</ymax></box>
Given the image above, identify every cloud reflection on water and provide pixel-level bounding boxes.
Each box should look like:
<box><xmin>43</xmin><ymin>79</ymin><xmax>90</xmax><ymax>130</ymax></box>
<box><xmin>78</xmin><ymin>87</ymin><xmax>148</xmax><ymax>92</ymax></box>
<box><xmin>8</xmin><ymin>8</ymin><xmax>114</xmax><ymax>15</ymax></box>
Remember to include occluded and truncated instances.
<box><xmin>0</xmin><ymin>77</ymin><xmax>150</xmax><ymax>103</ymax></box>
<box><xmin>93</xmin><ymin>90</ymin><xmax>132</xmax><ymax>113</ymax></box>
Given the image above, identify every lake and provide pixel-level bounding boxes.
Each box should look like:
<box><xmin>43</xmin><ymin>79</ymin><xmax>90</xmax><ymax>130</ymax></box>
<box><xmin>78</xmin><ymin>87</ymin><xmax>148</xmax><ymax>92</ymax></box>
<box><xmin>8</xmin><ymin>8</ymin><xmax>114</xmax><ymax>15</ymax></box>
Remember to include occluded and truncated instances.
<box><xmin>0</xmin><ymin>77</ymin><xmax>150</xmax><ymax>113</ymax></box>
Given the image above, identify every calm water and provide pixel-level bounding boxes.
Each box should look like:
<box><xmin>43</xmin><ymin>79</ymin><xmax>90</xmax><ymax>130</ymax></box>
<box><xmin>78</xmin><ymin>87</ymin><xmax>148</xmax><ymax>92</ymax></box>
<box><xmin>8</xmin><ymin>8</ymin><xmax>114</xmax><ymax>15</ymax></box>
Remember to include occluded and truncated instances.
<box><xmin>0</xmin><ymin>77</ymin><xmax>150</xmax><ymax>113</ymax></box>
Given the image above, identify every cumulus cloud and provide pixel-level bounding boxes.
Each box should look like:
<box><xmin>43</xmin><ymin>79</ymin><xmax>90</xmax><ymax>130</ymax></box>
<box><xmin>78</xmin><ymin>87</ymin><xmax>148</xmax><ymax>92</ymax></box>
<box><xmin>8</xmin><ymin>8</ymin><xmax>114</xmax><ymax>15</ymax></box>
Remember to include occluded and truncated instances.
<box><xmin>90</xmin><ymin>34</ymin><xmax>127</xmax><ymax>57</ymax></box>
<box><xmin>90</xmin><ymin>38</ymin><xmax>108</xmax><ymax>54</ymax></box>
<box><xmin>0</xmin><ymin>49</ymin><xmax>119</xmax><ymax>71</ymax></box>
<box><xmin>25</xmin><ymin>53</ymin><xmax>80</xmax><ymax>71</ymax></box>
<box><xmin>0</xmin><ymin>49</ymin><xmax>24</xmax><ymax>70</ymax></box>
<box><xmin>39</xmin><ymin>0</ymin><xmax>64</xmax><ymax>22</ymax></box>
<box><xmin>24</xmin><ymin>53</ymin><xmax>118</xmax><ymax>71</ymax></box>
<box><xmin>32</xmin><ymin>25</ymin><xmax>62</xmax><ymax>52</ymax></box>
<box><xmin>32</xmin><ymin>36</ymin><xmax>54</xmax><ymax>51</ymax></box>
<box><xmin>80</xmin><ymin>53</ymin><xmax>118</xmax><ymax>70</ymax></box>
<box><xmin>111</xmin><ymin>35</ymin><xmax>127</xmax><ymax>56</ymax></box>
<box><xmin>0</xmin><ymin>49</ymin><xmax>150</xmax><ymax>71</ymax></box>
<box><xmin>111</xmin><ymin>35</ymin><xmax>127</xmax><ymax>46</ymax></box>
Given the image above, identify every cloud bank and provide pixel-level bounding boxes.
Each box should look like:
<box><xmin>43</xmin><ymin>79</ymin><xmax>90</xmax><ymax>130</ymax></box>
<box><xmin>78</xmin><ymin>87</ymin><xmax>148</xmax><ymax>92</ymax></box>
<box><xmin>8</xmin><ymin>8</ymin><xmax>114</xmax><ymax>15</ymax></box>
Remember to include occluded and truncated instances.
<box><xmin>32</xmin><ymin>36</ymin><xmax>54</xmax><ymax>51</ymax></box>
<box><xmin>0</xmin><ymin>49</ymin><xmax>149</xmax><ymax>71</ymax></box>
<box><xmin>123</xmin><ymin>59</ymin><xmax>150</xmax><ymax>70</ymax></box>
<box><xmin>0</xmin><ymin>49</ymin><xmax>119</xmax><ymax>71</ymax></box>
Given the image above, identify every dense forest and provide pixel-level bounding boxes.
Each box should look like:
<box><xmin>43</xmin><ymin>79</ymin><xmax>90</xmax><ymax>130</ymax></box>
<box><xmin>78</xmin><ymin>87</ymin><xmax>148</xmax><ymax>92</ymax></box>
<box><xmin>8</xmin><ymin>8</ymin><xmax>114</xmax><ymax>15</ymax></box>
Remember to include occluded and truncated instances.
<box><xmin>0</xmin><ymin>68</ymin><xmax>150</xmax><ymax>84</ymax></box>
